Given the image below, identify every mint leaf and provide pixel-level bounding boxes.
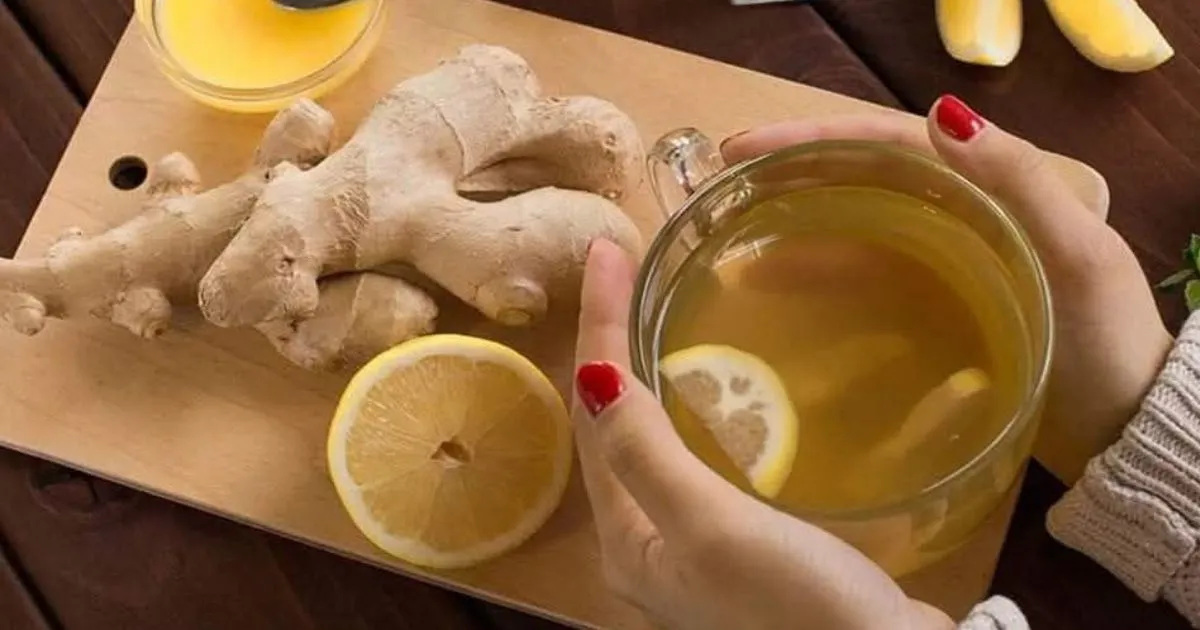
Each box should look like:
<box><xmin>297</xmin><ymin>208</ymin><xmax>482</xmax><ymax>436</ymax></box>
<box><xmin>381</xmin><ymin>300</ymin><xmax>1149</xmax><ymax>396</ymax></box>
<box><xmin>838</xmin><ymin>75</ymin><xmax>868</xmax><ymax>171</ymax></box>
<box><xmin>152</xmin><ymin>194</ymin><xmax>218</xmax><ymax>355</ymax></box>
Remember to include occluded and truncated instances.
<box><xmin>1186</xmin><ymin>279</ymin><xmax>1200</xmax><ymax>312</ymax></box>
<box><xmin>1158</xmin><ymin>268</ymin><xmax>1196</xmax><ymax>291</ymax></box>
<box><xmin>1188</xmin><ymin>234</ymin><xmax>1200</xmax><ymax>271</ymax></box>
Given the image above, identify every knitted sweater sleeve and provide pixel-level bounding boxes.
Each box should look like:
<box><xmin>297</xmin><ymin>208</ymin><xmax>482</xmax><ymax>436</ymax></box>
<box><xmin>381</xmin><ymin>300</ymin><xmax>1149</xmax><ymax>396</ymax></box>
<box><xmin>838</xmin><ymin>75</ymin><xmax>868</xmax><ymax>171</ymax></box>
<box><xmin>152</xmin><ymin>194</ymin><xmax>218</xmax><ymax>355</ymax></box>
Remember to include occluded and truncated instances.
<box><xmin>1044</xmin><ymin>312</ymin><xmax>1200</xmax><ymax>627</ymax></box>
<box><xmin>957</xmin><ymin>313</ymin><xmax>1200</xmax><ymax>629</ymax></box>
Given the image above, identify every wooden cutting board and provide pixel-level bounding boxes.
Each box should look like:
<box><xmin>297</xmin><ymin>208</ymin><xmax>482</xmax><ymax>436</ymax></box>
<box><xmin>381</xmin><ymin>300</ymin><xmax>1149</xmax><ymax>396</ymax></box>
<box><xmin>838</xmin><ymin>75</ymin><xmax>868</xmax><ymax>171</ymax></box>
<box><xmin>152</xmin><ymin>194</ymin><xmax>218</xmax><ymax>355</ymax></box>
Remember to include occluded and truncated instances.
<box><xmin>0</xmin><ymin>1</ymin><xmax>1108</xmax><ymax>628</ymax></box>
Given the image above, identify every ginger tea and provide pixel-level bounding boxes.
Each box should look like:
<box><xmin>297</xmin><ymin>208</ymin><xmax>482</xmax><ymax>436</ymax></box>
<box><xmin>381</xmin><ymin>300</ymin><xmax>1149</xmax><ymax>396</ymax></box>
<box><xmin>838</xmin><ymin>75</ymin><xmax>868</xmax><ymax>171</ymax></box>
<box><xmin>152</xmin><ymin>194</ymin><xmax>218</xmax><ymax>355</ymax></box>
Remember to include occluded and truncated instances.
<box><xmin>656</xmin><ymin>185</ymin><xmax>1036</xmax><ymax>575</ymax></box>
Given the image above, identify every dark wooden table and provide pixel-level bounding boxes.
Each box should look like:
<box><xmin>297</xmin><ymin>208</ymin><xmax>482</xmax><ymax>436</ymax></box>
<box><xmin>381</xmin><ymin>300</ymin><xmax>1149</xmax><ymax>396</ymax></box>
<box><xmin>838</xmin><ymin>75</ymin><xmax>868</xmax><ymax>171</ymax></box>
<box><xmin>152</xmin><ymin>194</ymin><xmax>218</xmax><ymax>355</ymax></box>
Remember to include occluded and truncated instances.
<box><xmin>0</xmin><ymin>1</ymin><xmax>1195</xmax><ymax>628</ymax></box>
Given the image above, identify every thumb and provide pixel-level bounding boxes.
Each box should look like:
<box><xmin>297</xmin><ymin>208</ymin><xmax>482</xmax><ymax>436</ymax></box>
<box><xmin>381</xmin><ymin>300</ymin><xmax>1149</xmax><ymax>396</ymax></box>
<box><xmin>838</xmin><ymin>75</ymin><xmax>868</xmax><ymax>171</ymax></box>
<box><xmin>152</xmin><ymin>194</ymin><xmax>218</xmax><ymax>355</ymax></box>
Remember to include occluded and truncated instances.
<box><xmin>926</xmin><ymin>95</ymin><xmax>1105</xmax><ymax>272</ymax></box>
<box><xmin>574</xmin><ymin>240</ymin><xmax>739</xmax><ymax>542</ymax></box>
<box><xmin>576</xmin><ymin>360</ymin><xmax>734</xmax><ymax>537</ymax></box>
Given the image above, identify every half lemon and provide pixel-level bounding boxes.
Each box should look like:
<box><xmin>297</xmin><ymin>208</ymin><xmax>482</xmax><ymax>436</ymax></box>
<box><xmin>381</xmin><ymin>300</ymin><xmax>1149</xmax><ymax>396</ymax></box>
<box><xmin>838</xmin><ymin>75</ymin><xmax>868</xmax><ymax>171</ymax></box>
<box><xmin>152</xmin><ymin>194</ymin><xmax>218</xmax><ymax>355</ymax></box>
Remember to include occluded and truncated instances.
<box><xmin>327</xmin><ymin>334</ymin><xmax>572</xmax><ymax>569</ymax></box>
<box><xmin>660</xmin><ymin>345</ymin><xmax>799</xmax><ymax>498</ymax></box>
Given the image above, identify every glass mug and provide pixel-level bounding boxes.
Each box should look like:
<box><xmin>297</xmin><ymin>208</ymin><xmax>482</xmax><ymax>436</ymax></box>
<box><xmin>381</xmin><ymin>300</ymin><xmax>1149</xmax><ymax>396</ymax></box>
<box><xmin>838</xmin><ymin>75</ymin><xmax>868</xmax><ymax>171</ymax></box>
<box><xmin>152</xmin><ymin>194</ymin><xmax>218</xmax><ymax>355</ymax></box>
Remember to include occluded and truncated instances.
<box><xmin>630</xmin><ymin>128</ymin><xmax>1053</xmax><ymax>576</ymax></box>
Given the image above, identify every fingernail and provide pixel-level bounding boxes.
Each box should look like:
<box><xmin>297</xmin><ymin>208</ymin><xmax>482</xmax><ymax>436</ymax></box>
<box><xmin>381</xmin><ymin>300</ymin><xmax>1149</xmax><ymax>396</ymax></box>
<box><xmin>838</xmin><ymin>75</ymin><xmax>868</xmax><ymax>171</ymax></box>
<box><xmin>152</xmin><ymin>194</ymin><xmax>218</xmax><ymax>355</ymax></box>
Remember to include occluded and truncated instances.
<box><xmin>934</xmin><ymin>95</ymin><xmax>985</xmax><ymax>142</ymax></box>
<box><xmin>719</xmin><ymin>129</ymin><xmax>749</xmax><ymax>152</ymax></box>
<box><xmin>576</xmin><ymin>361</ymin><xmax>625</xmax><ymax>417</ymax></box>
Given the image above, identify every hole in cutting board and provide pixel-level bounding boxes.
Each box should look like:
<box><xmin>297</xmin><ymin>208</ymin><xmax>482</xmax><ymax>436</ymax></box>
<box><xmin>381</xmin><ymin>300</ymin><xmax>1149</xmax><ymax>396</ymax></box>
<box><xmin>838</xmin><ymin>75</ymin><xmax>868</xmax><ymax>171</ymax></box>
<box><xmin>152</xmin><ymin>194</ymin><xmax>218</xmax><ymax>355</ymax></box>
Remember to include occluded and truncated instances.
<box><xmin>109</xmin><ymin>156</ymin><xmax>148</xmax><ymax>190</ymax></box>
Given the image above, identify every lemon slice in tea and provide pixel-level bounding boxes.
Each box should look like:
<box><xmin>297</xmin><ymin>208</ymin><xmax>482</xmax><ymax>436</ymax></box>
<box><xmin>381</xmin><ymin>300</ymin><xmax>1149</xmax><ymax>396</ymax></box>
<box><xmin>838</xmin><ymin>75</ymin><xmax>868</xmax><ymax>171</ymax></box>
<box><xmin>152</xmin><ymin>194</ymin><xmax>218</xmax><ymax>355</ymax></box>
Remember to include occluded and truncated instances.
<box><xmin>660</xmin><ymin>345</ymin><xmax>799</xmax><ymax>498</ymax></box>
<box><xmin>327</xmin><ymin>334</ymin><xmax>573</xmax><ymax>569</ymax></box>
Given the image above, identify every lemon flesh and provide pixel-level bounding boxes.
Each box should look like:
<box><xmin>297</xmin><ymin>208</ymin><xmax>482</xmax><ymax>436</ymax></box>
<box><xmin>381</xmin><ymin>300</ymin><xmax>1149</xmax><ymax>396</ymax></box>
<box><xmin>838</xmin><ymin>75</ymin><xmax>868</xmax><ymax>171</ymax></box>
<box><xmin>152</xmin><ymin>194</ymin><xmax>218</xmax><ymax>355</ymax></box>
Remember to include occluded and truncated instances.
<box><xmin>660</xmin><ymin>345</ymin><xmax>799</xmax><ymax>498</ymax></box>
<box><xmin>327</xmin><ymin>335</ymin><xmax>572</xmax><ymax>569</ymax></box>
<box><xmin>937</xmin><ymin>0</ymin><xmax>1023</xmax><ymax>67</ymax></box>
<box><xmin>1046</xmin><ymin>0</ymin><xmax>1173</xmax><ymax>72</ymax></box>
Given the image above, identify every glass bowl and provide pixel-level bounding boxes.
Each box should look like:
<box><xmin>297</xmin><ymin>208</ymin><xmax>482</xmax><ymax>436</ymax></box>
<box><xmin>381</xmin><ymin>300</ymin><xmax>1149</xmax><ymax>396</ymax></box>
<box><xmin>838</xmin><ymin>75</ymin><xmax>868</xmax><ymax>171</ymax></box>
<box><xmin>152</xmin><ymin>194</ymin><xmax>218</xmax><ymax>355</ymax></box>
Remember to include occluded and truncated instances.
<box><xmin>134</xmin><ymin>0</ymin><xmax>386</xmax><ymax>113</ymax></box>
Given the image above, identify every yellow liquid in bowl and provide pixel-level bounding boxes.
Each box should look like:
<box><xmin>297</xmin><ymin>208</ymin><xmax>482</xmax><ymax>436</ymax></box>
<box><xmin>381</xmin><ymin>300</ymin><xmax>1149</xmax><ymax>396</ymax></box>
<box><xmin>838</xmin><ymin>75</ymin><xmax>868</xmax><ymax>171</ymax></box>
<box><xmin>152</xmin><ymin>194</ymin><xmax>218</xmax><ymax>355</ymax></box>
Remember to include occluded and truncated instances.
<box><xmin>157</xmin><ymin>0</ymin><xmax>374</xmax><ymax>90</ymax></box>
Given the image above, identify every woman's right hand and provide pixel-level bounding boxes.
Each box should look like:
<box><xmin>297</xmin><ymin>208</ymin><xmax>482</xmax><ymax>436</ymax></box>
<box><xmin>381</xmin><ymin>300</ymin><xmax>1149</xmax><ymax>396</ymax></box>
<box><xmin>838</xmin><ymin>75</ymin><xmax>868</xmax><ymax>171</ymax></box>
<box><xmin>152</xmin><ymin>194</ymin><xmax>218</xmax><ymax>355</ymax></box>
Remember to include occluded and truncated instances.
<box><xmin>571</xmin><ymin>240</ymin><xmax>953</xmax><ymax>630</ymax></box>
<box><xmin>722</xmin><ymin>95</ymin><xmax>1173</xmax><ymax>484</ymax></box>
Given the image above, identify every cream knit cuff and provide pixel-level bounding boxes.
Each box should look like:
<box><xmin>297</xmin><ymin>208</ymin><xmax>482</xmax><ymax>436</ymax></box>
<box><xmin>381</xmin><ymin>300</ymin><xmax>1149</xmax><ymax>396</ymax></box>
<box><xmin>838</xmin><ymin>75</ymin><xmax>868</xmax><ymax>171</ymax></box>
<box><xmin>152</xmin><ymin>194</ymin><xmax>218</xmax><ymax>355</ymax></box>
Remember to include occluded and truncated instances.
<box><xmin>958</xmin><ymin>596</ymin><xmax>1029</xmax><ymax>630</ymax></box>
<box><xmin>1047</xmin><ymin>312</ymin><xmax>1200</xmax><ymax>626</ymax></box>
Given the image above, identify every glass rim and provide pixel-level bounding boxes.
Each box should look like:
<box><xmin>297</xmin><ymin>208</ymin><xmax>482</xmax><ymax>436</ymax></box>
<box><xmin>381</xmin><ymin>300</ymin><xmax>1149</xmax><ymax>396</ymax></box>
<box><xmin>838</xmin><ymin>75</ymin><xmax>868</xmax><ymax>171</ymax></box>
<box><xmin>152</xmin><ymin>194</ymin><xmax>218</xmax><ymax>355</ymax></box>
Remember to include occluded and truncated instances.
<box><xmin>629</xmin><ymin>138</ymin><xmax>1055</xmax><ymax>522</ymax></box>
<box><xmin>134</xmin><ymin>0</ymin><xmax>385</xmax><ymax>104</ymax></box>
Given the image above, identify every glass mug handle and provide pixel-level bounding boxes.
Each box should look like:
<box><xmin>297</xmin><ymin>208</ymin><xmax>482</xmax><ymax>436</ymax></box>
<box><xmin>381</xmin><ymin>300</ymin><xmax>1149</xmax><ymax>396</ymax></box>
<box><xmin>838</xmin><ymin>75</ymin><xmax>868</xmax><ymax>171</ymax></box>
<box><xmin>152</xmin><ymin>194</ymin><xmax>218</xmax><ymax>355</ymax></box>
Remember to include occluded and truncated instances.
<box><xmin>647</xmin><ymin>128</ymin><xmax>727</xmax><ymax>236</ymax></box>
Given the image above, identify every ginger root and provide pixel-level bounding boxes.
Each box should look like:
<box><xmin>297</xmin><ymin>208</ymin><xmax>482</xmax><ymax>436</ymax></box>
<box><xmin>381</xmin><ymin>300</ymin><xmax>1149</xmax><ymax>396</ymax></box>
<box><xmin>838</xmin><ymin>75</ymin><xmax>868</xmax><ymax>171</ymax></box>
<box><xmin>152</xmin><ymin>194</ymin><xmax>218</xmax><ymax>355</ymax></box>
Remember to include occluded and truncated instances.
<box><xmin>256</xmin><ymin>272</ymin><xmax>436</xmax><ymax>371</ymax></box>
<box><xmin>198</xmin><ymin>45</ymin><xmax>644</xmax><ymax>335</ymax></box>
<box><xmin>1</xmin><ymin>45</ymin><xmax>644</xmax><ymax>372</ymax></box>
<box><xmin>0</xmin><ymin>100</ymin><xmax>337</xmax><ymax>338</ymax></box>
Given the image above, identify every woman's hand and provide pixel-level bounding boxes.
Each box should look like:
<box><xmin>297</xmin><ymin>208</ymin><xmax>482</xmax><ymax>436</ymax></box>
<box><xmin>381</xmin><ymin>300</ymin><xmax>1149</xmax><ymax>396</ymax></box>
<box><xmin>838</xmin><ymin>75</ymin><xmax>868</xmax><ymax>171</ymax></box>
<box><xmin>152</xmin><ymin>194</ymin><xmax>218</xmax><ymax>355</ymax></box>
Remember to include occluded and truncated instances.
<box><xmin>570</xmin><ymin>239</ymin><xmax>953</xmax><ymax>630</ymax></box>
<box><xmin>569</xmin><ymin>95</ymin><xmax>1172</xmax><ymax>628</ymax></box>
<box><xmin>722</xmin><ymin>95</ymin><xmax>1172</xmax><ymax>484</ymax></box>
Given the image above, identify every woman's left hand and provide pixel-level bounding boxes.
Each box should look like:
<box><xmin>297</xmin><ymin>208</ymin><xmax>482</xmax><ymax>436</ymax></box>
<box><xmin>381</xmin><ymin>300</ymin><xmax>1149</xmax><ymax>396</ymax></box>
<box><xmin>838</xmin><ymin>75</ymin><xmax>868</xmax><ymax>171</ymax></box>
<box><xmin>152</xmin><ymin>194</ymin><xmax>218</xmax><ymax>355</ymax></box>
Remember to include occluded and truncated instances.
<box><xmin>720</xmin><ymin>100</ymin><xmax>1171</xmax><ymax>485</ymax></box>
<box><xmin>570</xmin><ymin>239</ymin><xmax>952</xmax><ymax>630</ymax></box>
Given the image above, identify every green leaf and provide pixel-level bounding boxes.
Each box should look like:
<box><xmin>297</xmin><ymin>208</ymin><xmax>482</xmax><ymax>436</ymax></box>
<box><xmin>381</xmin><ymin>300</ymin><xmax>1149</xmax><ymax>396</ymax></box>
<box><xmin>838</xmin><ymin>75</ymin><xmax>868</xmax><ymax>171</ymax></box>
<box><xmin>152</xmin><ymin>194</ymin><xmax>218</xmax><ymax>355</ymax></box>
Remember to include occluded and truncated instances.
<box><xmin>1185</xmin><ymin>280</ymin><xmax>1200</xmax><ymax>312</ymax></box>
<box><xmin>1188</xmin><ymin>234</ymin><xmax>1200</xmax><ymax>272</ymax></box>
<box><xmin>1157</xmin><ymin>268</ymin><xmax>1196</xmax><ymax>291</ymax></box>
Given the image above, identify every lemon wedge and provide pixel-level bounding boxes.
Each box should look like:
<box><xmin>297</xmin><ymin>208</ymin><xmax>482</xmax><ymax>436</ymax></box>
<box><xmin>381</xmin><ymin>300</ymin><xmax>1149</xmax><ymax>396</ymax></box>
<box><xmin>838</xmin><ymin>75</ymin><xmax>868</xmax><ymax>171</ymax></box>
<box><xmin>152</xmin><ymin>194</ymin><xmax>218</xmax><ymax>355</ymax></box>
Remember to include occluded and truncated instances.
<box><xmin>1046</xmin><ymin>0</ymin><xmax>1173</xmax><ymax>72</ymax></box>
<box><xmin>660</xmin><ymin>345</ymin><xmax>799</xmax><ymax>498</ymax></box>
<box><xmin>937</xmin><ymin>0</ymin><xmax>1023</xmax><ymax>67</ymax></box>
<box><xmin>327</xmin><ymin>334</ymin><xmax>572</xmax><ymax>569</ymax></box>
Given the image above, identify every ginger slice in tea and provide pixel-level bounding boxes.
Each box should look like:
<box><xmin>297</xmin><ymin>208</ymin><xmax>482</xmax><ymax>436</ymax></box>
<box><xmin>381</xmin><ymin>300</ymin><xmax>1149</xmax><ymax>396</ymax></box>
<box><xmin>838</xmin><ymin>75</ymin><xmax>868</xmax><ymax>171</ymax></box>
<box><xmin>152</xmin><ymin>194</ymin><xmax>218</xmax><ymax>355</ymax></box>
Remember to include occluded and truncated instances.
<box><xmin>873</xmin><ymin>367</ymin><xmax>993</xmax><ymax>461</ymax></box>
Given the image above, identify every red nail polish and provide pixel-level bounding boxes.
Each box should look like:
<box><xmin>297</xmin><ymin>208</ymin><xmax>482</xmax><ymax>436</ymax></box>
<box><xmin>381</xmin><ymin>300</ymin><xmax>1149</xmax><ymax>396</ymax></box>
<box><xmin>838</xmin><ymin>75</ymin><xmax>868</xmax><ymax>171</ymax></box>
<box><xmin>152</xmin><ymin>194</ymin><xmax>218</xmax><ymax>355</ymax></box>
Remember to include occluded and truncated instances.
<box><xmin>934</xmin><ymin>95</ymin><xmax>985</xmax><ymax>142</ymax></box>
<box><xmin>576</xmin><ymin>361</ymin><xmax>625</xmax><ymax>417</ymax></box>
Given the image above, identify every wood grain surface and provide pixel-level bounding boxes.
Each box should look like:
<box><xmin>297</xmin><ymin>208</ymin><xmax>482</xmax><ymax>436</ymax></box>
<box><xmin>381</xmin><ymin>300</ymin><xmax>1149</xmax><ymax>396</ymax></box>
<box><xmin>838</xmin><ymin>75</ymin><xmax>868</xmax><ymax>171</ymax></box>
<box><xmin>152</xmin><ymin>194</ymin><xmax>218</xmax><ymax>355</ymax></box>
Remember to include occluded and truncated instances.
<box><xmin>0</xmin><ymin>1</ymin><xmax>1195</xmax><ymax>629</ymax></box>
<box><xmin>0</xmin><ymin>0</ymin><xmax>1107</xmax><ymax>628</ymax></box>
<box><xmin>0</xmin><ymin>451</ymin><xmax>487</xmax><ymax>630</ymax></box>
<box><xmin>0</xmin><ymin>538</ymin><xmax>53</xmax><ymax>630</ymax></box>
<box><xmin>7</xmin><ymin>0</ymin><xmax>133</xmax><ymax>98</ymax></box>
<box><xmin>0</xmin><ymin>3</ymin><xmax>80</xmax><ymax>258</ymax></box>
<box><xmin>500</xmin><ymin>0</ymin><xmax>901</xmax><ymax>109</ymax></box>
